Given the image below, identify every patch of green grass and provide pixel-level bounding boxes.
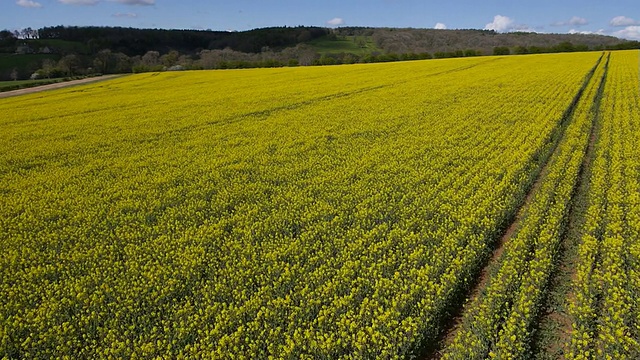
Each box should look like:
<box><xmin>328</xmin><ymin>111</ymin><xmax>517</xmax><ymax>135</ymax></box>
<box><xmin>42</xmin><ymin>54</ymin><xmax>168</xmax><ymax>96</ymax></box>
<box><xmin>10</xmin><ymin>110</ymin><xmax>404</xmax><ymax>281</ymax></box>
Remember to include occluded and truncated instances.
<box><xmin>0</xmin><ymin>78</ymin><xmax>65</xmax><ymax>92</ymax></box>
<box><xmin>0</xmin><ymin>78</ymin><xmax>62</xmax><ymax>87</ymax></box>
<box><xmin>0</xmin><ymin>53</ymin><xmax>60</xmax><ymax>70</ymax></box>
<box><xmin>26</xmin><ymin>39</ymin><xmax>90</xmax><ymax>54</ymax></box>
<box><xmin>308</xmin><ymin>35</ymin><xmax>381</xmax><ymax>56</ymax></box>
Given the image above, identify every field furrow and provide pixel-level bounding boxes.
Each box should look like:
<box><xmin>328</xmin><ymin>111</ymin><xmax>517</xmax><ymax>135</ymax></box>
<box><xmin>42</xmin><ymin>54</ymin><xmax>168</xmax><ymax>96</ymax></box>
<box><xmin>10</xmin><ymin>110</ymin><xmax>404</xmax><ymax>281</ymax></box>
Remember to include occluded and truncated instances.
<box><xmin>567</xmin><ymin>50</ymin><xmax>640</xmax><ymax>360</ymax></box>
<box><xmin>532</xmin><ymin>53</ymin><xmax>610</xmax><ymax>360</ymax></box>
<box><xmin>439</xmin><ymin>53</ymin><xmax>607</xmax><ymax>360</ymax></box>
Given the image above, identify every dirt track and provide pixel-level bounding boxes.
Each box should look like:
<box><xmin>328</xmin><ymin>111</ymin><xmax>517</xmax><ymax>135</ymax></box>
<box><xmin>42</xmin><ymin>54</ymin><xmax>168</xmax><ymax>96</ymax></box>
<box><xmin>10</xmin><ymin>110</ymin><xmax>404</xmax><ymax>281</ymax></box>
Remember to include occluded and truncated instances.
<box><xmin>0</xmin><ymin>75</ymin><xmax>122</xmax><ymax>99</ymax></box>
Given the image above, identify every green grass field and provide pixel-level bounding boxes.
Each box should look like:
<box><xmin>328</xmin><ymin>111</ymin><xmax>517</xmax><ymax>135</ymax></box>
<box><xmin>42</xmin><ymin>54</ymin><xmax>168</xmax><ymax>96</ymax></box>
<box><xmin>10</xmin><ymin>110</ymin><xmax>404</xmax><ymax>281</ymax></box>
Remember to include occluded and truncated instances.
<box><xmin>25</xmin><ymin>39</ymin><xmax>90</xmax><ymax>54</ymax></box>
<box><xmin>0</xmin><ymin>78</ymin><xmax>66</xmax><ymax>92</ymax></box>
<box><xmin>0</xmin><ymin>53</ymin><xmax>60</xmax><ymax>69</ymax></box>
<box><xmin>308</xmin><ymin>35</ymin><xmax>381</xmax><ymax>55</ymax></box>
<box><xmin>0</xmin><ymin>78</ymin><xmax>62</xmax><ymax>87</ymax></box>
<box><xmin>0</xmin><ymin>53</ymin><xmax>61</xmax><ymax>81</ymax></box>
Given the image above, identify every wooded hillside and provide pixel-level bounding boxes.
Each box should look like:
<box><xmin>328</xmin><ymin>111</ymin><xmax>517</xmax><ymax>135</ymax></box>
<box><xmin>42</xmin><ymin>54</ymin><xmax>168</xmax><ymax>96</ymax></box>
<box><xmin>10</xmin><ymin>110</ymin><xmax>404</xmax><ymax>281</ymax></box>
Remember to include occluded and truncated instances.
<box><xmin>0</xmin><ymin>25</ymin><xmax>637</xmax><ymax>81</ymax></box>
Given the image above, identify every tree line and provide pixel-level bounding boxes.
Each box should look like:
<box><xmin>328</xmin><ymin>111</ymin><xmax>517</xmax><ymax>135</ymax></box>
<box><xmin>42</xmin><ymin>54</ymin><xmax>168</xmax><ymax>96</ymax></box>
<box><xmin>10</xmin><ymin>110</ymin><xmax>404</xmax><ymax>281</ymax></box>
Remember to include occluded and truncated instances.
<box><xmin>1</xmin><ymin>26</ymin><xmax>638</xmax><ymax>81</ymax></box>
<box><xmin>37</xmin><ymin>26</ymin><xmax>328</xmax><ymax>55</ymax></box>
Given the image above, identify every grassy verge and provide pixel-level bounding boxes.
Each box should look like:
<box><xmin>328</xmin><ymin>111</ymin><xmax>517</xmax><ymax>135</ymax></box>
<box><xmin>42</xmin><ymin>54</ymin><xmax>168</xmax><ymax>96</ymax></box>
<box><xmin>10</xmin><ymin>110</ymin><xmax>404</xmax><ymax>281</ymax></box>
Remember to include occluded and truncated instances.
<box><xmin>0</xmin><ymin>76</ymin><xmax>90</xmax><ymax>92</ymax></box>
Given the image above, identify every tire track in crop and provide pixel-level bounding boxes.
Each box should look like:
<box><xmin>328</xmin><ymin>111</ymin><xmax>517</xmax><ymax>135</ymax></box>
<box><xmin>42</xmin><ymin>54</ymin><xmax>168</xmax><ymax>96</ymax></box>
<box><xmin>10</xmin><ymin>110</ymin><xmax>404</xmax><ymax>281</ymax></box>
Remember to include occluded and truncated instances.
<box><xmin>421</xmin><ymin>56</ymin><xmax>504</xmax><ymax>78</ymax></box>
<box><xmin>225</xmin><ymin>84</ymin><xmax>391</xmax><ymax>122</ymax></box>
<box><xmin>168</xmin><ymin>58</ymin><xmax>504</xmax><ymax>134</ymax></box>
<box><xmin>213</xmin><ymin>58</ymin><xmax>504</xmax><ymax>125</ymax></box>
<box><xmin>423</xmin><ymin>53</ymin><xmax>606</xmax><ymax>360</ymax></box>
<box><xmin>532</xmin><ymin>53</ymin><xmax>610</xmax><ymax>360</ymax></box>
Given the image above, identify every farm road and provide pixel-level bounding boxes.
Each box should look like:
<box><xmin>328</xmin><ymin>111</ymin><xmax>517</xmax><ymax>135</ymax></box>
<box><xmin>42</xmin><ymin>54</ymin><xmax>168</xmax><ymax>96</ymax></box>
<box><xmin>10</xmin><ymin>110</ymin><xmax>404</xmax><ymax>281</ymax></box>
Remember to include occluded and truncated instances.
<box><xmin>0</xmin><ymin>75</ymin><xmax>122</xmax><ymax>99</ymax></box>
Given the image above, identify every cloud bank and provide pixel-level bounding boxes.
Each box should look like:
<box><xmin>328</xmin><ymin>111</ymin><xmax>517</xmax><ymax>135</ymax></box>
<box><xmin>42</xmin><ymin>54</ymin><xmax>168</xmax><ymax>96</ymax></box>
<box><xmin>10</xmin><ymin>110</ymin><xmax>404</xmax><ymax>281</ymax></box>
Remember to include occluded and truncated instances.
<box><xmin>434</xmin><ymin>22</ymin><xmax>447</xmax><ymax>30</ymax></box>
<box><xmin>613</xmin><ymin>26</ymin><xmax>640</xmax><ymax>40</ymax></box>
<box><xmin>484</xmin><ymin>15</ymin><xmax>514</xmax><ymax>32</ymax></box>
<box><xmin>16</xmin><ymin>0</ymin><xmax>42</xmax><ymax>8</ymax></box>
<box><xmin>610</xmin><ymin>16</ymin><xmax>639</xmax><ymax>27</ymax></box>
<box><xmin>58</xmin><ymin>0</ymin><xmax>154</xmax><ymax>5</ymax></box>
<box><xmin>112</xmin><ymin>12</ymin><xmax>138</xmax><ymax>18</ymax></box>
<box><xmin>568</xmin><ymin>28</ymin><xmax>605</xmax><ymax>35</ymax></box>
<box><xmin>111</xmin><ymin>0</ymin><xmax>154</xmax><ymax>5</ymax></box>
<box><xmin>58</xmin><ymin>0</ymin><xmax>98</xmax><ymax>4</ymax></box>
<box><xmin>327</xmin><ymin>17</ymin><xmax>345</xmax><ymax>26</ymax></box>
<box><xmin>552</xmin><ymin>16</ymin><xmax>588</xmax><ymax>26</ymax></box>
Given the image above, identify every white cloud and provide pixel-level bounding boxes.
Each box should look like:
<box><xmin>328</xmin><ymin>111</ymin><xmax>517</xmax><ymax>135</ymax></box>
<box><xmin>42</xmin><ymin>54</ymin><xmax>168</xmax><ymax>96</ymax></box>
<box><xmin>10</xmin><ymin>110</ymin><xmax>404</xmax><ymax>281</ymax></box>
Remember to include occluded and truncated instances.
<box><xmin>568</xmin><ymin>28</ymin><xmax>605</xmax><ymax>35</ymax></box>
<box><xmin>112</xmin><ymin>12</ymin><xmax>138</xmax><ymax>18</ymax></box>
<box><xmin>552</xmin><ymin>16</ymin><xmax>588</xmax><ymax>27</ymax></box>
<box><xmin>434</xmin><ymin>22</ymin><xmax>447</xmax><ymax>30</ymax></box>
<box><xmin>569</xmin><ymin>16</ymin><xmax>588</xmax><ymax>26</ymax></box>
<box><xmin>58</xmin><ymin>0</ymin><xmax>98</xmax><ymax>4</ymax></box>
<box><xmin>613</xmin><ymin>26</ymin><xmax>640</xmax><ymax>40</ymax></box>
<box><xmin>59</xmin><ymin>0</ymin><xmax>155</xmax><ymax>5</ymax></box>
<box><xmin>484</xmin><ymin>15</ymin><xmax>539</xmax><ymax>33</ymax></box>
<box><xmin>16</xmin><ymin>0</ymin><xmax>42</xmax><ymax>8</ymax></box>
<box><xmin>610</xmin><ymin>16</ymin><xmax>639</xmax><ymax>27</ymax></box>
<box><xmin>326</xmin><ymin>17</ymin><xmax>345</xmax><ymax>26</ymax></box>
<box><xmin>110</xmin><ymin>0</ymin><xmax>154</xmax><ymax>5</ymax></box>
<box><xmin>512</xmin><ymin>24</ymin><xmax>539</xmax><ymax>33</ymax></box>
<box><xmin>485</xmin><ymin>15</ymin><xmax>515</xmax><ymax>32</ymax></box>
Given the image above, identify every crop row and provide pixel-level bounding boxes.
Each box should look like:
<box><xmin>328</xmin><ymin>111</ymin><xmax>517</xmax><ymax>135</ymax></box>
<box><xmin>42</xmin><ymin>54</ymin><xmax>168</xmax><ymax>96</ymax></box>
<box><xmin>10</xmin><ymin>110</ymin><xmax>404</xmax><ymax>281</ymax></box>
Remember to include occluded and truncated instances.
<box><xmin>0</xmin><ymin>53</ymin><xmax>602</xmax><ymax>358</ymax></box>
<box><xmin>567</xmin><ymin>50</ymin><xmax>640</xmax><ymax>360</ymax></box>
<box><xmin>440</xmin><ymin>52</ymin><xmax>608</xmax><ymax>360</ymax></box>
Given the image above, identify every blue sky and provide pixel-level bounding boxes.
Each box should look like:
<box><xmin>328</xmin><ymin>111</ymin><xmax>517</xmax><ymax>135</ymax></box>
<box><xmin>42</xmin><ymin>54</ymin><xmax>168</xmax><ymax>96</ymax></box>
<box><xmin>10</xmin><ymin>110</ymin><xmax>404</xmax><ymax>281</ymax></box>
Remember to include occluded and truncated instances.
<box><xmin>4</xmin><ymin>0</ymin><xmax>640</xmax><ymax>40</ymax></box>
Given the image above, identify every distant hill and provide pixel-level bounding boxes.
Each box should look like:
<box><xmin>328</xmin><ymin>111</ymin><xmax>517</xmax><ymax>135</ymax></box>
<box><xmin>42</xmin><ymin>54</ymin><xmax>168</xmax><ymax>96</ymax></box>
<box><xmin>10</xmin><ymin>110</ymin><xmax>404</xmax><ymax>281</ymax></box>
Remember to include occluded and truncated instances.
<box><xmin>35</xmin><ymin>26</ymin><xmax>329</xmax><ymax>55</ymax></box>
<box><xmin>28</xmin><ymin>26</ymin><xmax>639</xmax><ymax>56</ymax></box>
<box><xmin>333</xmin><ymin>28</ymin><xmax>631</xmax><ymax>56</ymax></box>
<box><xmin>0</xmin><ymin>25</ymin><xmax>637</xmax><ymax>81</ymax></box>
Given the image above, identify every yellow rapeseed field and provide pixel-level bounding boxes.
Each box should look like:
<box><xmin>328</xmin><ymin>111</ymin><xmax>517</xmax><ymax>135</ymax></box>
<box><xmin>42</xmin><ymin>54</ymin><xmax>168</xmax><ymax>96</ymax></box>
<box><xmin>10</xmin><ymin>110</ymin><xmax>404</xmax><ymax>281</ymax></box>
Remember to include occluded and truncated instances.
<box><xmin>567</xmin><ymin>50</ymin><xmax>640</xmax><ymax>360</ymax></box>
<box><xmin>1</xmin><ymin>51</ymin><xmax>638</xmax><ymax>358</ymax></box>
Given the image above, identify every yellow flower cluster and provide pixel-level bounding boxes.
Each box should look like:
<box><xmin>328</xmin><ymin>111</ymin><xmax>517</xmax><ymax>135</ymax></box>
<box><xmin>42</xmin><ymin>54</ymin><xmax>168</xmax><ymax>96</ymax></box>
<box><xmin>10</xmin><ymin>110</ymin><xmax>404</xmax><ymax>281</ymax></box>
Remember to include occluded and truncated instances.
<box><xmin>0</xmin><ymin>52</ymin><xmax>611</xmax><ymax>358</ymax></box>
<box><xmin>568</xmin><ymin>50</ymin><xmax>640</xmax><ymax>360</ymax></box>
<box><xmin>441</xmin><ymin>52</ymin><xmax>609</xmax><ymax>360</ymax></box>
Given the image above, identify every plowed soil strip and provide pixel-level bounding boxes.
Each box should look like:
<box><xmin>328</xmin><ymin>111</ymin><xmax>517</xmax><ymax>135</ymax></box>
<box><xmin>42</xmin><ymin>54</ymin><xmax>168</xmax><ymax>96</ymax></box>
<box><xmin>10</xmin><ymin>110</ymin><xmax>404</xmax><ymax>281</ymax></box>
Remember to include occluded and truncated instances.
<box><xmin>425</xmin><ymin>54</ymin><xmax>605</xmax><ymax>360</ymax></box>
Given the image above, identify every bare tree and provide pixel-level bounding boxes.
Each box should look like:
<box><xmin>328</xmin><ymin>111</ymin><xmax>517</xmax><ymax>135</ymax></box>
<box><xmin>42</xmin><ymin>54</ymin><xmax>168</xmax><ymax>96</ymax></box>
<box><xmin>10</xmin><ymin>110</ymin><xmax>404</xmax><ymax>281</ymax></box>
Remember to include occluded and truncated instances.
<box><xmin>20</xmin><ymin>27</ymin><xmax>38</xmax><ymax>39</ymax></box>
<box><xmin>295</xmin><ymin>44</ymin><xmax>319</xmax><ymax>66</ymax></box>
<box><xmin>42</xmin><ymin>59</ymin><xmax>56</xmax><ymax>78</ymax></box>
<box><xmin>160</xmin><ymin>50</ymin><xmax>179</xmax><ymax>67</ymax></box>
<box><xmin>93</xmin><ymin>49</ymin><xmax>113</xmax><ymax>74</ymax></box>
<box><xmin>198</xmin><ymin>50</ymin><xmax>216</xmax><ymax>69</ymax></box>
<box><xmin>177</xmin><ymin>54</ymin><xmax>193</xmax><ymax>69</ymax></box>
<box><xmin>141</xmin><ymin>51</ymin><xmax>160</xmax><ymax>68</ymax></box>
<box><xmin>58</xmin><ymin>54</ymin><xmax>80</xmax><ymax>76</ymax></box>
<box><xmin>113</xmin><ymin>53</ymin><xmax>132</xmax><ymax>73</ymax></box>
